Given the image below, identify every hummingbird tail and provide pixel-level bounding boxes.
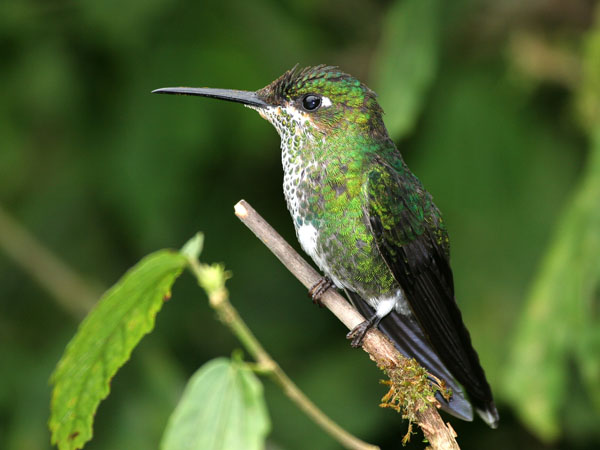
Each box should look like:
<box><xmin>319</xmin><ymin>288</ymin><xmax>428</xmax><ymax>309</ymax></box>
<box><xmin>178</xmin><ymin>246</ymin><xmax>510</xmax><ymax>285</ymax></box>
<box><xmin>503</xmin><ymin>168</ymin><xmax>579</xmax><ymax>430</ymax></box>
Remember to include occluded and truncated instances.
<box><xmin>346</xmin><ymin>290</ymin><xmax>475</xmax><ymax>423</ymax></box>
<box><xmin>475</xmin><ymin>402</ymin><xmax>500</xmax><ymax>429</ymax></box>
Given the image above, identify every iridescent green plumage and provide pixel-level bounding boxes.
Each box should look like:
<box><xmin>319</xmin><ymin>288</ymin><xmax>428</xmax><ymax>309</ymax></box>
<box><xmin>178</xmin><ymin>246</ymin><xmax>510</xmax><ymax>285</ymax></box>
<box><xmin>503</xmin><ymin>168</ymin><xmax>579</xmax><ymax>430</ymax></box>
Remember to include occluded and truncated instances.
<box><xmin>153</xmin><ymin>65</ymin><xmax>499</xmax><ymax>428</ymax></box>
<box><xmin>256</xmin><ymin>66</ymin><xmax>442</xmax><ymax>302</ymax></box>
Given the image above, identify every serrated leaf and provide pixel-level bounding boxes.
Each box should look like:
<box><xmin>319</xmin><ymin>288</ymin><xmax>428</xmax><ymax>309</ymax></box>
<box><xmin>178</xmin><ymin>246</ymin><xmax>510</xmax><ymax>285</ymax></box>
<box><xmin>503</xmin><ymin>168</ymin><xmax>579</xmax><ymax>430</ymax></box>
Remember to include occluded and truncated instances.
<box><xmin>161</xmin><ymin>358</ymin><xmax>270</xmax><ymax>450</ymax></box>
<box><xmin>49</xmin><ymin>250</ymin><xmax>188</xmax><ymax>450</ymax></box>
<box><xmin>371</xmin><ymin>0</ymin><xmax>440</xmax><ymax>139</ymax></box>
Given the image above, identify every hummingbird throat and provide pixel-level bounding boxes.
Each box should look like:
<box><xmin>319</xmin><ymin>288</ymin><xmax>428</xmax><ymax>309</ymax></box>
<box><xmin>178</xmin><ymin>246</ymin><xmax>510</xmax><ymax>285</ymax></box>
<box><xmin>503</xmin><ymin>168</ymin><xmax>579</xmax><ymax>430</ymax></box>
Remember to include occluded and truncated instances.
<box><xmin>248</xmin><ymin>103</ymin><xmax>326</xmax><ymax>224</ymax></box>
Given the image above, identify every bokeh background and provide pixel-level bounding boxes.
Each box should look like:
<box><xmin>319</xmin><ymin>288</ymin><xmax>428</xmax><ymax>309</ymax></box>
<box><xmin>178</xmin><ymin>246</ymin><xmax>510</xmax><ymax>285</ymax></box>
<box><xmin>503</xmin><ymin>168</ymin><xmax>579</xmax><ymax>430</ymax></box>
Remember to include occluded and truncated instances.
<box><xmin>2</xmin><ymin>0</ymin><xmax>600</xmax><ymax>449</ymax></box>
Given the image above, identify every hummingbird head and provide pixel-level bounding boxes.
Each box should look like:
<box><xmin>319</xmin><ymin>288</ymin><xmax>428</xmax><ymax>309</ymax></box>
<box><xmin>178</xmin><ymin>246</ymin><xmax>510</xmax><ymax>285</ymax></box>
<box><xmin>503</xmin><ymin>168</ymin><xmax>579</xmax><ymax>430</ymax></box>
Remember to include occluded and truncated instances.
<box><xmin>253</xmin><ymin>65</ymin><xmax>387</xmax><ymax>139</ymax></box>
<box><xmin>153</xmin><ymin>65</ymin><xmax>388</xmax><ymax>141</ymax></box>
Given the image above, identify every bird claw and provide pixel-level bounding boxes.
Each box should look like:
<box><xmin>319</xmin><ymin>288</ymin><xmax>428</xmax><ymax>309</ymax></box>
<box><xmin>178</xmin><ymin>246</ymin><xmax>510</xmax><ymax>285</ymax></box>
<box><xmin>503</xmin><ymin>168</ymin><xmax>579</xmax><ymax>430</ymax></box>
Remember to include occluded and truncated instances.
<box><xmin>347</xmin><ymin>313</ymin><xmax>381</xmax><ymax>347</ymax></box>
<box><xmin>308</xmin><ymin>277</ymin><xmax>334</xmax><ymax>308</ymax></box>
<box><xmin>346</xmin><ymin>320</ymin><xmax>370</xmax><ymax>348</ymax></box>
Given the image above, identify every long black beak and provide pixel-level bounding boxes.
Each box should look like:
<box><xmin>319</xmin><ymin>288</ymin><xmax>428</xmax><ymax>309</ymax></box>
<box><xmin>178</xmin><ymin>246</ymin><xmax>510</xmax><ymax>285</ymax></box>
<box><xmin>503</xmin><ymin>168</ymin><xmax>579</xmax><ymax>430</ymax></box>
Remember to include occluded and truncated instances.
<box><xmin>151</xmin><ymin>87</ymin><xmax>269</xmax><ymax>108</ymax></box>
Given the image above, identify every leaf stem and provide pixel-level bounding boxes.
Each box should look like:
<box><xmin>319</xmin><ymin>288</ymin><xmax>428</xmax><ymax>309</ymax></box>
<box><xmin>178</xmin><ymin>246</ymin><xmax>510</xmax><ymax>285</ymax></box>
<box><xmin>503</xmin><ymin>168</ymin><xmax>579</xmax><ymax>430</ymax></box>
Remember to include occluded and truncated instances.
<box><xmin>186</xmin><ymin>251</ymin><xmax>379</xmax><ymax>450</ymax></box>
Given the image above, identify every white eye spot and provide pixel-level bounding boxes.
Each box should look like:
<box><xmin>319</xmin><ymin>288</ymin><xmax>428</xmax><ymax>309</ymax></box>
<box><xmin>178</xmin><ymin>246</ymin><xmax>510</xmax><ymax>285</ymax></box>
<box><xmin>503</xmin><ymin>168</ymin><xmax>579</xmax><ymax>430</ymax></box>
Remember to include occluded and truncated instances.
<box><xmin>321</xmin><ymin>96</ymin><xmax>332</xmax><ymax>108</ymax></box>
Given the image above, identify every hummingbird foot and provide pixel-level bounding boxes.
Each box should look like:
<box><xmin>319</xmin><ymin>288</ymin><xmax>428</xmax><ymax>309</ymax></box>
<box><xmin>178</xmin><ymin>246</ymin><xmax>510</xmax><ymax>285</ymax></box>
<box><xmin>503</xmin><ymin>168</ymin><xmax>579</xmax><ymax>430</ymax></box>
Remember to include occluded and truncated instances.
<box><xmin>346</xmin><ymin>313</ymin><xmax>381</xmax><ymax>347</ymax></box>
<box><xmin>308</xmin><ymin>276</ymin><xmax>334</xmax><ymax>307</ymax></box>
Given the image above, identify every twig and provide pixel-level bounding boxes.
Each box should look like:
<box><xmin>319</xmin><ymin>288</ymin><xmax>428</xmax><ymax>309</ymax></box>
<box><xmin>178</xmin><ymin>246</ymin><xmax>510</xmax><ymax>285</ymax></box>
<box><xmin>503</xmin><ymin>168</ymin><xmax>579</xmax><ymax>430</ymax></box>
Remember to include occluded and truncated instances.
<box><xmin>234</xmin><ymin>199</ymin><xmax>461</xmax><ymax>450</ymax></box>
<box><xmin>186</xmin><ymin>252</ymin><xmax>378</xmax><ymax>450</ymax></box>
<box><xmin>0</xmin><ymin>205</ymin><xmax>98</xmax><ymax>318</ymax></box>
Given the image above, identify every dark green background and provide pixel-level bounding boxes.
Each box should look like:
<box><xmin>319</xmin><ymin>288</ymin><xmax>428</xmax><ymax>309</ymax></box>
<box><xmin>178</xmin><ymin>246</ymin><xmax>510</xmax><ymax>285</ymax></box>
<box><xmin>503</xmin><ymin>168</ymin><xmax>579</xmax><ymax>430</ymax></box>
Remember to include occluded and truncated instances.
<box><xmin>2</xmin><ymin>0</ymin><xmax>599</xmax><ymax>449</ymax></box>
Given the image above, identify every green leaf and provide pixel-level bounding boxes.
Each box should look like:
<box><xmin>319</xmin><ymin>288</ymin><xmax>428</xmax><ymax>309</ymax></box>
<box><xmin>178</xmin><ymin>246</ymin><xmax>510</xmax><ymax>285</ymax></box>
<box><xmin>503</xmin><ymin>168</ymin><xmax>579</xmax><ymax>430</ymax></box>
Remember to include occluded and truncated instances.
<box><xmin>49</xmin><ymin>250</ymin><xmax>188</xmax><ymax>450</ymax></box>
<box><xmin>181</xmin><ymin>232</ymin><xmax>204</xmax><ymax>261</ymax></box>
<box><xmin>371</xmin><ymin>0</ymin><xmax>440</xmax><ymax>139</ymax></box>
<box><xmin>161</xmin><ymin>358</ymin><xmax>270</xmax><ymax>450</ymax></box>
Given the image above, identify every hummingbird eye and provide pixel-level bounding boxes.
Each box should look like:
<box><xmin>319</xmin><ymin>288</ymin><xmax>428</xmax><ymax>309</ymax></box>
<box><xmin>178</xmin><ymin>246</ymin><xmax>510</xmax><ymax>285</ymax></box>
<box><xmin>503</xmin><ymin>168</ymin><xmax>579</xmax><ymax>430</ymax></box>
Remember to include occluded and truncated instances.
<box><xmin>301</xmin><ymin>94</ymin><xmax>322</xmax><ymax>112</ymax></box>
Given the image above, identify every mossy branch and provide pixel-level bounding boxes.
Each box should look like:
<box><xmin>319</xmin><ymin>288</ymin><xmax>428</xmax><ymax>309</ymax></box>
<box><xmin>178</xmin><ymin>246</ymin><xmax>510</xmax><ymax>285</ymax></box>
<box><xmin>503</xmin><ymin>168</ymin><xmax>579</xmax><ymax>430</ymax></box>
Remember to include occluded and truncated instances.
<box><xmin>234</xmin><ymin>199</ymin><xmax>461</xmax><ymax>450</ymax></box>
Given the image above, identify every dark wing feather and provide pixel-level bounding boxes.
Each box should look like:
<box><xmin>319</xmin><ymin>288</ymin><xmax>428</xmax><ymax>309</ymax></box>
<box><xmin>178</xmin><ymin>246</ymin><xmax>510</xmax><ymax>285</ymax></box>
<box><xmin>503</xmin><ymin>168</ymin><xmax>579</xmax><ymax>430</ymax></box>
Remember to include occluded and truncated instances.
<box><xmin>363</xmin><ymin>158</ymin><xmax>498</xmax><ymax>425</ymax></box>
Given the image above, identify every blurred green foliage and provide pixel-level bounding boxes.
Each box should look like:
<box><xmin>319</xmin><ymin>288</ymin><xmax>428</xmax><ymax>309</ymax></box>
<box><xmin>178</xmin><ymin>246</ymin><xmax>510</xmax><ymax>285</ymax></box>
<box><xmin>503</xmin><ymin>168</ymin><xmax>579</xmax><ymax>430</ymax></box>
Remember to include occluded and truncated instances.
<box><xmin>1</xmin><ymin>0</ymin><xmax>600</xmax><ymax>449</ymax></box>
<box><xmin>372</xmin><ymin>0</ymin><xmax>439</xmax><ymax>139</ymax></box>
<box><xmin>504</xmin><ymin>9</ymin><xmax>600</xmax><ymax>442</ymax></box>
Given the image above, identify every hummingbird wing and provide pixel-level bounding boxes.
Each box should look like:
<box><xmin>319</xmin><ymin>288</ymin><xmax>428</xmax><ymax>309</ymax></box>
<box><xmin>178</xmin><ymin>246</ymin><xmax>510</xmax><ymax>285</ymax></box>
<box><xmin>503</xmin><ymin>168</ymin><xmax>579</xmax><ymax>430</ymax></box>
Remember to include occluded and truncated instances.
<box><xmin>362</xmin><ymin>157</ymin><xmax>498</xmax><ymax>427</ymax></box>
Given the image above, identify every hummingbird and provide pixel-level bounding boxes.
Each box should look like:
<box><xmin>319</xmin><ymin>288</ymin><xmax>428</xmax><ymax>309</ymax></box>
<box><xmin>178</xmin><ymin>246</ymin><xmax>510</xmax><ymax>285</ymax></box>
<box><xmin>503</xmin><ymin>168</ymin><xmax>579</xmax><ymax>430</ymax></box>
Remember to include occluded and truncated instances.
<box><xmin>153</xmin><ymin>65</ymin><xmax>499</xmax><ymax>428</ymax></box>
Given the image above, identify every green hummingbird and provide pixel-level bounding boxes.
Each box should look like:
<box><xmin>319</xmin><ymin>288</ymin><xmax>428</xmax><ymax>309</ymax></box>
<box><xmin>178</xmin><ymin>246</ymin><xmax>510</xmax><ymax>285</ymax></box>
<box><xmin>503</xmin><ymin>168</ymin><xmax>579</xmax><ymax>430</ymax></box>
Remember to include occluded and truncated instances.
<box><xmin>153</xmin><ymin>65</ymin><xmax>499</xmax><ymax>428</ymax></box>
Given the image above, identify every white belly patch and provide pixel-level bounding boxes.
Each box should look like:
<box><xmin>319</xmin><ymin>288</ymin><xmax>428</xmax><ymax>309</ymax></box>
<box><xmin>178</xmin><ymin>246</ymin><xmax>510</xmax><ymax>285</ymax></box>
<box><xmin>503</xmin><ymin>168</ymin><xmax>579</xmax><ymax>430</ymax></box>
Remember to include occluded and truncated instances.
<box><xmin>296</xmin><ymin>223</ymin><xmax>345</xmax><ymax>289</ymax></box>
<box><xmin>297</xmin><ymin>223</ymin><xmax>319</xmax><ymax>257</ymax></box>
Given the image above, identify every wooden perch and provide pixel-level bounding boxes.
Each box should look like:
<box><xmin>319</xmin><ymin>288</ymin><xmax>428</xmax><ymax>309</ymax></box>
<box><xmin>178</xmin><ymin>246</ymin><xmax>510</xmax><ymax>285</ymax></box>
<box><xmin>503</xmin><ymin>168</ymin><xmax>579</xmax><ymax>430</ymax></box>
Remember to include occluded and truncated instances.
<box><xmin>234</xmin><ymin>199</ymin><xmax>461</xmax><ymax>450</ymax></box>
